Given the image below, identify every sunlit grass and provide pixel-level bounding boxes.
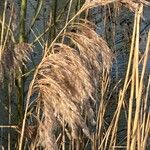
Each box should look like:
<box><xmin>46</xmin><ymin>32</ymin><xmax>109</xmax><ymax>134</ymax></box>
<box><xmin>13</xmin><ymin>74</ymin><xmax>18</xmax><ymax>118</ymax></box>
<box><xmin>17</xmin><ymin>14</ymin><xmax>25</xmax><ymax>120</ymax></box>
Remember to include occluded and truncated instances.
<box><xmin>0</xmin><ymin>0</ymin><xmax>150</xmax><ymax>150</ymax></box>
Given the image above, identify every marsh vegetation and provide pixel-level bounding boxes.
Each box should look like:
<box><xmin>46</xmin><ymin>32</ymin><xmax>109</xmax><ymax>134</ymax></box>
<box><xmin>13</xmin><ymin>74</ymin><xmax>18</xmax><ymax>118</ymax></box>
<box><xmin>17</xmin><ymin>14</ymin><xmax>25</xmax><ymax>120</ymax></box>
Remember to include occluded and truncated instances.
<box><xmin>0</xmin><ymin>0</ymin><xmax>150</xmax><ymax>149</ymax></box>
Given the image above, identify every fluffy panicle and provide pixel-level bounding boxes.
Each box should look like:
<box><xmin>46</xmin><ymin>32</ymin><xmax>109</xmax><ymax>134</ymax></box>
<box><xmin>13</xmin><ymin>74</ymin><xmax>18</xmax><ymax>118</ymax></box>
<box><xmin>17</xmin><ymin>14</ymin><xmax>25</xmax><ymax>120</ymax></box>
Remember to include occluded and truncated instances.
<box><xmin>33</xmin><ymin>21</ymin><xmax>113</xmax><ymax>149</ymax></box>
<box><xmin>65</xmin><ymin>22</ymin><xmax>113</xmax><ymax>77</ymax></box>
<box><xmin>0</xmin><ymin>42</ymin><xmax>32</xmax><ymax>82</ymax></box>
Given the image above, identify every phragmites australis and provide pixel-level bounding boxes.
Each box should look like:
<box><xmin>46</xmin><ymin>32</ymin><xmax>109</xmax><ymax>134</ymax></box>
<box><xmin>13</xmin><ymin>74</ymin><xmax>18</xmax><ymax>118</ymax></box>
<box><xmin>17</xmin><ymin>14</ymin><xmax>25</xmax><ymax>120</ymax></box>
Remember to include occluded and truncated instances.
<box><xmin>32</xmin><ymin>21</ymin><xmax>113</xmax><ymax>149</ymax></box>
<box><xmin>0</xmin><ymin>42</ymin><xmax>32</xmax><ymax>82</ymax></box>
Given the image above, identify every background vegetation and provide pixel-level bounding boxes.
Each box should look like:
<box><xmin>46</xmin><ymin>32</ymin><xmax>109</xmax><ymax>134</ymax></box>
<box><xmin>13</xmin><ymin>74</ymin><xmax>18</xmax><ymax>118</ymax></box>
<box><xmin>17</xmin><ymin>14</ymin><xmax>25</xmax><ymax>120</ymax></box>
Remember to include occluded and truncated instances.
<box><xmin>0</xmin><ymin>0</ymin><xmax>150</xmax><ymax>149</ymax></box>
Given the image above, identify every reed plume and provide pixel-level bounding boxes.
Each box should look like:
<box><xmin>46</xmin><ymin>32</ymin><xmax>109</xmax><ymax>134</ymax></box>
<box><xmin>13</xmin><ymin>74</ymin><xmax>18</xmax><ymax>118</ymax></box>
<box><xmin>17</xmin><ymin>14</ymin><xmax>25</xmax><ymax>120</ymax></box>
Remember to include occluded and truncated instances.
<box><xmin>32</xmin><ymin>21</ymin><xmax>113</xmax><ymax>149</ymax></box>
<box><xmin>0</xmin><ymin>43</ymin><xmax>32</xmax><ymax>82</ymax></box>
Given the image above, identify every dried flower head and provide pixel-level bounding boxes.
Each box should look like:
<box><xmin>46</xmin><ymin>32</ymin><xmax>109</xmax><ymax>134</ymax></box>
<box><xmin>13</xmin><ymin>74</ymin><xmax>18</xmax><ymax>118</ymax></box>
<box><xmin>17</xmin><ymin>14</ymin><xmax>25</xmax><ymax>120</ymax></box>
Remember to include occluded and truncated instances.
<box><xmin>0</xmin><ymin>42</ymin><xmax>32</xmax><ymax>82</ymax></box>
<box><xmin>33</xmin><ymin>21</ymin><xmax>113</xmax><ymax>149</ymax></box>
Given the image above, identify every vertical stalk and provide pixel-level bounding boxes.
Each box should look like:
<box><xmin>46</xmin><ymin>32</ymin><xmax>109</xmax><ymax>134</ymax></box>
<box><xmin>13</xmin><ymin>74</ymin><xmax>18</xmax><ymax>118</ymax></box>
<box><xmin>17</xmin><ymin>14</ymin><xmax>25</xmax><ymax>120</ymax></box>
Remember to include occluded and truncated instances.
<box><xmin>19</xmin><ymin>0</ymin><xmax>27</xmax><ymax>43</ymax></box>
<box><xmin>76</xmin><ymin>0</ymin><xmax>81</xmax><ymax>13</ymax></box>
<box><xmin>0</xmin><ymin>0</ymin><xmax>7</xmax><ymax>59</ymax></box>
<box><xmin>127</xmin><ymin>11</ymin><xmax>137</xmax><ymax>150</ymax></box>
<box><xmin>62</xmin><ymin>117</ymin><xmax>65</xmax><ymax>150</ymax></box>
<box><xmin>53</xmin><ymin>0</ymin><xmax>58</xmax><ymax>38</ymax></box>
<box><xmin>18</xmin><ymin>1</ymin><xmax>27</xmax><ymax>149</ymax></box>
<box><xmin>8</xmin><ymin>83</ymin><xmax>11</xmax><ymax>150</ymax></box>
<box><xmin>130</xmin><ymin>4</ymin><xmax>143</xmax><ymax>150</ymax></box>
<box><xmin>17</xmin><ymin>0</ymin><xmax>27</xmax><ymax>121</ymax></box>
